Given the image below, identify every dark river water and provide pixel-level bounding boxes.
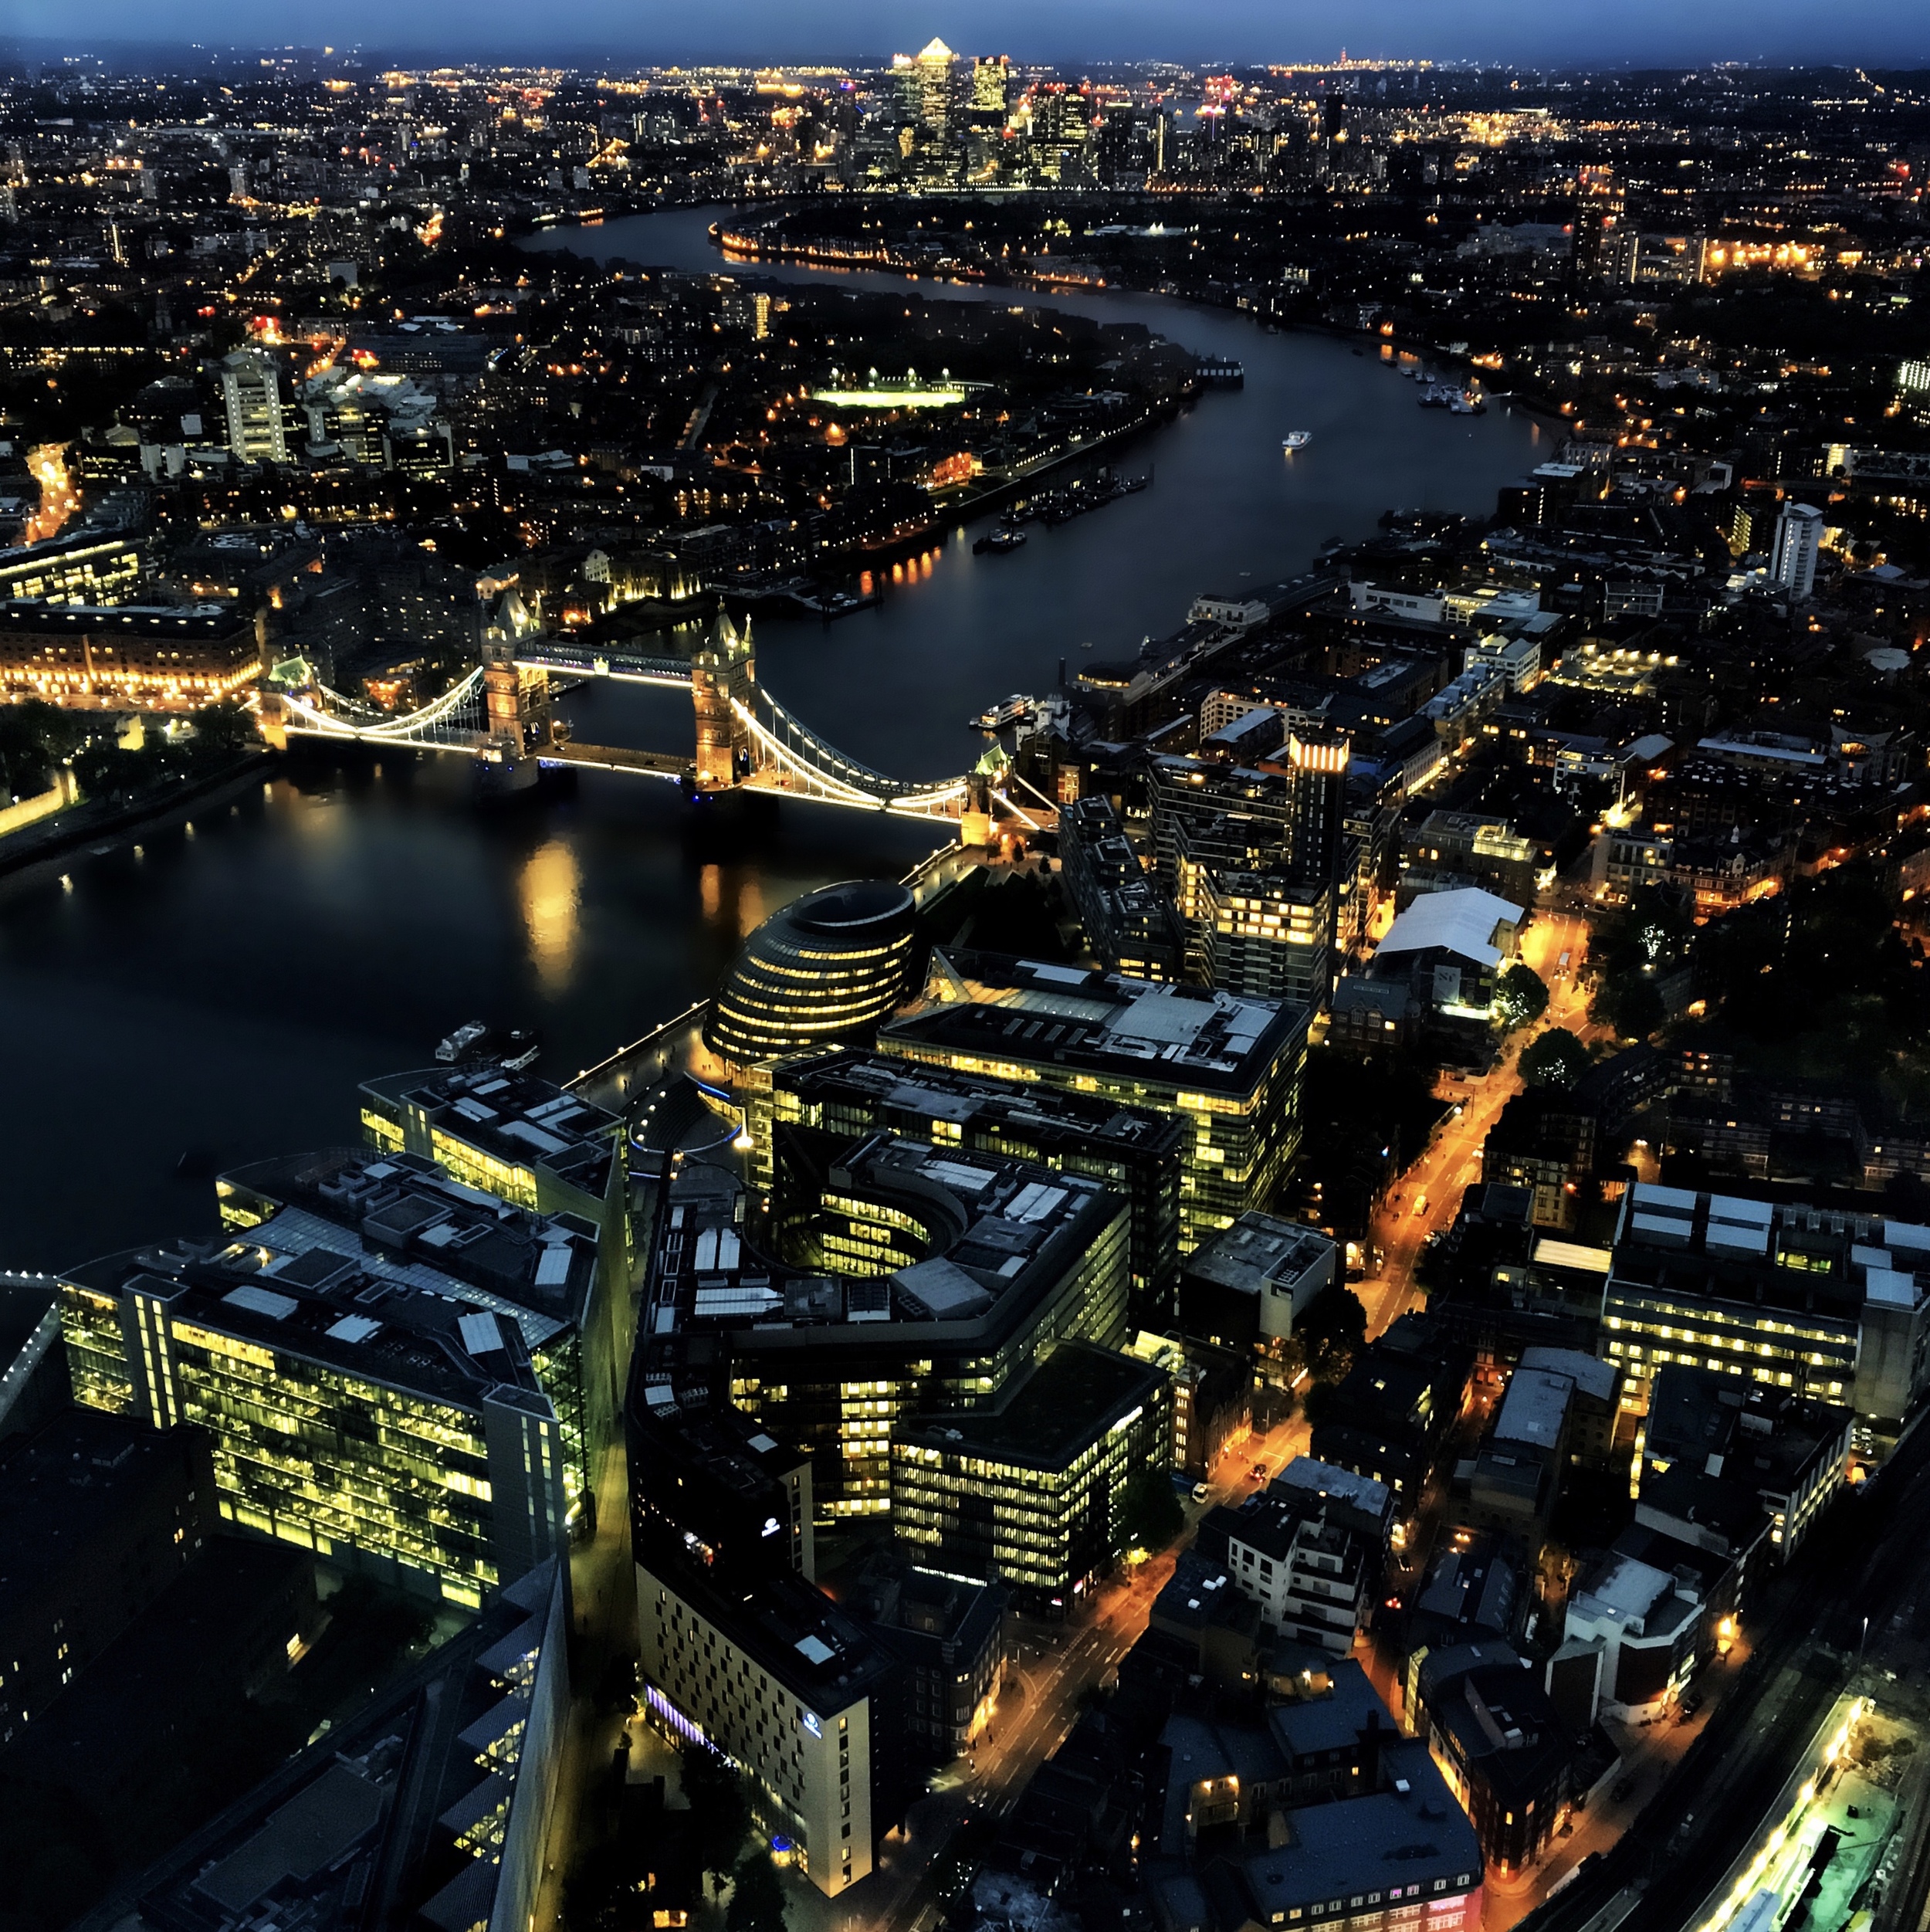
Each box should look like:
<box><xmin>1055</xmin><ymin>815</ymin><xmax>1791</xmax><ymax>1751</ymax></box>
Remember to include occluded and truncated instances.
<box><xmin>0</xmin><ymin>207</ymin><xmax>1545</xmax><ymax>1271</ymax></box>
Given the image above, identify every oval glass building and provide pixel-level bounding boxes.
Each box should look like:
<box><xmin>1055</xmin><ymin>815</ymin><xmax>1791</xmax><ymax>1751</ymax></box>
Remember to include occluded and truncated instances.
<box><xmin>704</xmin><ymin>880</ymin><xmax>919</xmax><ymax>1066</ymax></box>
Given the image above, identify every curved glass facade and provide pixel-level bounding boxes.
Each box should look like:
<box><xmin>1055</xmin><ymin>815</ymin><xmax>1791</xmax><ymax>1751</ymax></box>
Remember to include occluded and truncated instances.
<box><xmin>705</xmin><ymin>881</ymin><xmax>919</xmax><ymax>1066</ymax></box>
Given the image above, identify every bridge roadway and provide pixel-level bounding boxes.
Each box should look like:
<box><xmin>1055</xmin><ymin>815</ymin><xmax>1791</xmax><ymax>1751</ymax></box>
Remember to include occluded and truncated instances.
<box><xmin>268</xmin><ymin>645</ymin><xmax>1045</xmax><ymax>829</ymax></box>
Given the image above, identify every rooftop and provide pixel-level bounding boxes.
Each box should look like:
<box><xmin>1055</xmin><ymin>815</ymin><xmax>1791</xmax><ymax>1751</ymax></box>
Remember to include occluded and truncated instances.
<box><xmin>361</xmin><ymin>1065</ymin><xmax>620</xmax><ymax>1192</ymax></box>
<box><xmin>1376</xmin><ymin>886</ymin><xmax>1525</xmax><ymax>969</ymax></box>
<box><xmin>1183</xmin><ymin>1214</ymin><xmax>1337</xmax><ymax>1299</ymax></box>
<box><xmin>775</xmin><ymin>1048</ymin><xmax>1183</xmax><ymax>1160</ymax></box>
<box><xmin>66</xmin><ymin>1223</ymin><xmax>561</xmax><ymax>1415</ymax></box>
<box><xmin>1209</xmin><ymin>1747</ymin><xmax>1479</xmax><ymax>1919</ymax></box>
<box><xmin>1495</xmin><ymin>1366</ymin><xmax>1574</xmax><ymax>1453</ymax></box>
<box><xmin>642</xmin><ymin>1137</ymin><xmax>1122</xmax><ymax>1388</ymax></box>
<box><xmin>1613</xmin><ymin>1181</ymin><xmax>1930</xmax><ymax>1318</ymax></box>
<box><xmin>885</xmin><ymin>951</ymin><xmax>1305</xmax><ymax>1094</ymax></box>
<box><xmin>220</xmin><ymin>1148</ymin><xmax>600</xmax><ymax>1334</ymax></box>
<box><xmin>897</xmin><ymin>1341</ymin><xmax>1163</xmax><ymax>1471</ymax></box>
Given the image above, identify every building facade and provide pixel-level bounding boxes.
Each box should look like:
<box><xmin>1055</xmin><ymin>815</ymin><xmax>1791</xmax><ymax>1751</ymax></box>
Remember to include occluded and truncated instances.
<box><xmin>1598</xmin><ymin>1181</ymin><xmax>1930</xmax><ymax>1429</ymax></box>
<box><xmin>880</xmin><ymin>951</ymin><xmax>1308</xmax><ymax>1252</ymax></box>
<box><xmin>891</xmin><ymin>1341</ymin><xmax>1171</xmax><ymax>1609</ymax></box>
<box><xmin>705</xmin><ymin>880</ymin><xmax>920</xmax><ymax>1068</ymax></box>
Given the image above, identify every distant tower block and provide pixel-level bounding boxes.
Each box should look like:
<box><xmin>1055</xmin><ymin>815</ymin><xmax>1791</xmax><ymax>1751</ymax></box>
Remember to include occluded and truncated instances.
<box><xmin>692</xmin><ymin>616</ymin><xmax>757</xmax><ymax>790</ymax></box>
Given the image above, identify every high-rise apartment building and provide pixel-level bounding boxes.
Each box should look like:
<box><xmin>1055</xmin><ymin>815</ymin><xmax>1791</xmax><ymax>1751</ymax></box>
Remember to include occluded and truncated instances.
<box><xmin>1769</xmin><ymin>500</ymin><xmax>1824</xmax><ymax>601</ymax></box>
<box><xmin>1058</xmin><ymin>794</ymin><xmax>1184</xmax><ymax>982</ymax></box>
<box><xmin>1153</xmin><ymin>727</ymin><xmax>1352</xmax><ymax>1009</ymax></box>
<box><xmin>218</xmin><ymin>349</ymin><xmax>287</xmax><ymax>463</ymax></box>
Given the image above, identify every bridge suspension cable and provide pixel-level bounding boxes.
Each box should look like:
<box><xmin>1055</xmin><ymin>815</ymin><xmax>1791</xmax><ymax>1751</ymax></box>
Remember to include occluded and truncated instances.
<box><xmin>275</xmin><ymin>667</ymin><xmax>489</xmax><ymax>744</ymax></box>
<box><xmin>731</xmin><ymin>693</ymin><xmax>968</xmax><ymax>817</ymax></box>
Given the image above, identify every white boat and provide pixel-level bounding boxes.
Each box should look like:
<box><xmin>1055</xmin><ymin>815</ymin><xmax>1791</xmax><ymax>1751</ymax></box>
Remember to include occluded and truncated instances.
<box><xmin>1282</xmin><ymin>430</ymin><xmax>1312</xmax><ymax>451</ymax></box>
<box><xmin>436</xmin><ymin>1021</ymin><xmax>488</xmax><ymax>1063</ymax></box>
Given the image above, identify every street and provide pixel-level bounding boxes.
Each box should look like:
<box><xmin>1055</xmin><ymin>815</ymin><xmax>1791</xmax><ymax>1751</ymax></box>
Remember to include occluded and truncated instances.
<box><xmin>1360</xmin><ymin>903</ymin><xmax>1594</xmax><ymax>1342</ymax></box>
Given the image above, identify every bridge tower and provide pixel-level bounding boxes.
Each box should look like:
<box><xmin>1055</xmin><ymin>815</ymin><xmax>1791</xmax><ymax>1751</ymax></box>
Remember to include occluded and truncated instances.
<box><xmin>481</xmin><ymin>589</ymin><xmax>551</xmax><ymax>754</ymax></box>
<box><xmin>691</xmin><ymin>615</ymin><xmax>756</xmax><ymax>791</ymax></box>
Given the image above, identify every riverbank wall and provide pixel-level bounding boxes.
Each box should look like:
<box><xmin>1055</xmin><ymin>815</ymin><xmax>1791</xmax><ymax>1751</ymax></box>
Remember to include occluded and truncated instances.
<box><xmin>0</xmin><ymin>752</ymin><xmax>278</xmax><ymax>899</ymax></box>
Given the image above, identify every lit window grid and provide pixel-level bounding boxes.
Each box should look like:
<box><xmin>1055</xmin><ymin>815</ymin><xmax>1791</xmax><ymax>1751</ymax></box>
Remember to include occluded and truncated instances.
<box><xmin>1601</xmin><ymin>1284</ymin><xmax>1855</xmax><ymax>1408</ymax></box>
<box><xmin>431</xmin><ymin>1128</ymin><xmax>540</xmax><ymax>1212</ymax></box>
<box><xmin>888</xmin><ymin>1042</ymin><xmax>1301</xmax><ymax>1253</ymax></box>
<box><xmin>889</xmin><ymin>1385</ymin><xmax>1172</xmax><ymax>1595</ymax></box>
<box><xmin>731</xmin><ymin>1206</ymin><xmax>1130</xmax><ymax>1521</ymax></box>
<box><xmin>58</xmin><ymin>1283</ymin><xmax>135</xmax><ymax>1416</ymax></box>
<box><xmin>166</xmin><ymin>1327</ymin><xmax>499</xmax><ymax>1602</ymax></box>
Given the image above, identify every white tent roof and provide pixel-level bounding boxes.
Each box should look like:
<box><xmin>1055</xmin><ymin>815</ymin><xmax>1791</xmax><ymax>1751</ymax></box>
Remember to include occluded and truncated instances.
<box><xmin>1376</xmin><ymin>886</ymin><xmax>1525</xmax><ymax>969</ymax></box>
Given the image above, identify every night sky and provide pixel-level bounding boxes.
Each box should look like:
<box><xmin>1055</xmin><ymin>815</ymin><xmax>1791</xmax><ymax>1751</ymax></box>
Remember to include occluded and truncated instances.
<box><xmin>12</xmin><ymin>0</ymin><xmax>1930</xmax><ymax>68</ymax></box>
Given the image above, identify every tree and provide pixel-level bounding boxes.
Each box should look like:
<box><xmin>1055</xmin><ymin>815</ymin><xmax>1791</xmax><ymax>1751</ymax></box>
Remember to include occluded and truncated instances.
<box><xmin>186</xmin><ymin>702</ymin><xmax>258</xmax><ymax>764</ymax></box>
<box><xmin>726</xmin><ymin>1851</ymin><xmax>788</xmax><ymax>1932</ymax></box>
<box><xmin>1288</xmin><ymin>1283</ymin><xmax>1367</xmax><ymax>1385</ymax></box>
<box><xmin>679</xmin><ymin>1743</ymin><xmax>749</xmax><ymax>1890</ymax></box>
<box><xmin>1592</xmin><ymin>973</ymin><xmax>1664</xmax><ymax>1042</ymax></box>
<box><xmin>1519</xmin><ymin>1027</ymin><xmax>1589</xmax><ymax>1090</ymax></box>
<box><xmin>1119</xmin><ymin>1465</ymin><xmax>1185</xmax><ymax>1552</ymax></box>
<box><xmin>1493</xmin><ymin>963</ymin><xmax>1549</xmax><ymax>1032</ymax></box>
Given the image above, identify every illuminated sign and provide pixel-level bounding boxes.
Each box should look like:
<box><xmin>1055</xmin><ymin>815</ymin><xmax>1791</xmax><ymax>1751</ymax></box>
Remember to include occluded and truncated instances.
<box><xmin>801</xmin><ymin>1710</ymin><xmax>822</xmax><ymax>1737</ymax></box>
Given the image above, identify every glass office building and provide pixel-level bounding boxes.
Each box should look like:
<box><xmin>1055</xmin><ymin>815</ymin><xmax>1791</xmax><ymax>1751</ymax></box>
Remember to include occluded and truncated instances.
<box><xmin>59</xmin><ymin>1242</ymin><xmax>567</xmax><ymax>1607</ymax></box>
<box><xmin>891</xmin><ymin>1341</ymin><xmax>1170</xmax><ymax>1608</ymax></box>
<box><xmin>58</xmin><ymin>1149</ymin><xmax>600</xmax><ymax>1603</ymax></box>
<box><xmin>764</xmin><ymin>1048</ymin><xmax>1184</xmax><ymax>1327</ymax></box>
<box><xmin>641</xmin><ymin>1136</ymin><xmax>1132</xmax><ymax>1521</ymax></box>
<box><xmin>705</xmin><ymin>880</ymin><xmax>920</xmax><ymax>1067</ymax></box>
<box><xmin>879</xmin><ymin>951</ymin><xmax>1307</xmax><ymax>1252</ymax></box>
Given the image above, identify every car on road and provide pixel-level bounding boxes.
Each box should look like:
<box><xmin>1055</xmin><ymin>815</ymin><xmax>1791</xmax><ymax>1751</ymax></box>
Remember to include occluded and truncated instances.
<box><xmin>1191</xmin><ymin>1481</ymin><xmax>1211</xmax><ymax>1503</ymax></box>
<box><xmin>1412</xmin><ymin>1194</ymin><xmax>1428</xmax><ymax>1216</ymax></box>
<box><xmin>1250</xmin><ymin>1462</ymin><xmax>1269</xmax><ymax>1481</ymax></box>
<box><xmin>1610</xmin><ymin>1776</ymin><xmax>1638</xmax><ymax>1803</ymax></box>
<box><xmin>1680</xmin><ymin>1689</ymin><xmax>1705</xmax><ymax>1719</ymax></box>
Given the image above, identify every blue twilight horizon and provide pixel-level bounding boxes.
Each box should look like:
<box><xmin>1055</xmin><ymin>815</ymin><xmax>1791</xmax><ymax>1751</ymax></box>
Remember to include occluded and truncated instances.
<box><xmin>10</xmin><ymin>0</ymin><xmax>1930</xmax><ymax>70</ymax></box>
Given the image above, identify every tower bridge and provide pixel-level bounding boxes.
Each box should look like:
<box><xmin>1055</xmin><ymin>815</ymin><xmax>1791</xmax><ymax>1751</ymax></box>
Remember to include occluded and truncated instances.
<box><xmin>258</xmin><ymin>619</ymin><xmax>1043</xmax><ymax>839</ymax></box>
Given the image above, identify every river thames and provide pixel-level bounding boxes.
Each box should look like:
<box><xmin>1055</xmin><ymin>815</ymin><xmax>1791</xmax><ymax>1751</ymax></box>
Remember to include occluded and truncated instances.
<box><xmin>0</xmin><ymin>206</ymin><xmax>1543</xmax><ymax>1269</ymax></box>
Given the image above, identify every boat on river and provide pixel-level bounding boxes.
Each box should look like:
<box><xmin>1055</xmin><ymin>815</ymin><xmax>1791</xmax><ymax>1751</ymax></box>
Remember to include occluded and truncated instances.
<box><xmin>437</xmin><ymin>1022</ymin><xmax>541</xmax><ymax>1071</ymax></box>
<box><xmin>1282</xmin><ymin>430</ymin><xmax>1312</xmax><ymax>451</ymax></box>
<box><xmin>971</xmin><ymin>693</ymin><xmax>1035</xmax><ymax>730</ymax></box>
<box><xmin>973</xmin><ymin>525</ymin><xmax>1028</xmax><ymax>554</ymax></box>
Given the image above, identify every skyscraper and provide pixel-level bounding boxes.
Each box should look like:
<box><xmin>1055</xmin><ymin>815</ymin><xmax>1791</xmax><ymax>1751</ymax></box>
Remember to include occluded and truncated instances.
<box><xmin>972</xmin><ymin>55</ymin><xmax>1011</xmax><ymax>115</ymax></box>
<box><xmin>916</xmin><ymin>39</ymin><xmax>955</xmax><ymax>135</ymax></box>
<box><xmin>219</xmin><ymin>348</ymin><xmax>286</xmax><ymax>463</ymax></box>
<box><xmin>1770</xmin><ymin>500</ymin><xmax>1824</xmax><ymax>602</ymax></box>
